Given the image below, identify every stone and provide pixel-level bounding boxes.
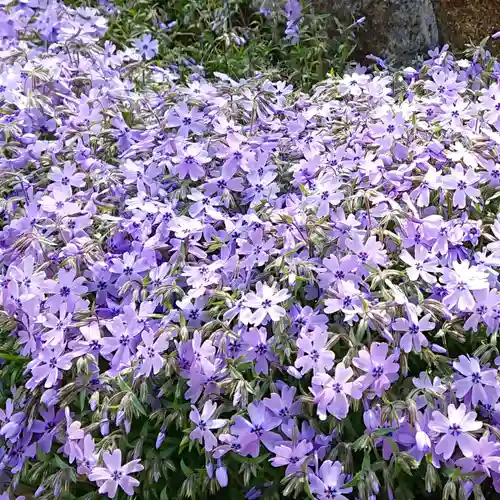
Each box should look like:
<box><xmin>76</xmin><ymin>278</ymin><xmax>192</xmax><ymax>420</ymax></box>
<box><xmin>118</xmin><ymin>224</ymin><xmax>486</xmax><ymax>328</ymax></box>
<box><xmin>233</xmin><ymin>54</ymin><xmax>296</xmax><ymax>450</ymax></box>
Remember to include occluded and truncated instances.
<box><xmin>432</xmin><ymin>0</ymin><xmax>500</xmax><ymax>55</ymax></box>
<box><xmin>312</xmin><ymin>0</ymin><xmax>439</xmax><ymax>65</ymax></box>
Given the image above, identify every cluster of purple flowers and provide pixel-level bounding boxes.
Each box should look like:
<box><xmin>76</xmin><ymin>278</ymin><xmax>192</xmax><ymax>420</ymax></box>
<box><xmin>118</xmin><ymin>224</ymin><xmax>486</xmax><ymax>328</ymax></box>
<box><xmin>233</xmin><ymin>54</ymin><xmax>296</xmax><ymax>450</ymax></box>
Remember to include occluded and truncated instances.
<box><xmin>2</xmin><ymin>0</ymin><xmax>500</xmax><ymax>498</ymax></box>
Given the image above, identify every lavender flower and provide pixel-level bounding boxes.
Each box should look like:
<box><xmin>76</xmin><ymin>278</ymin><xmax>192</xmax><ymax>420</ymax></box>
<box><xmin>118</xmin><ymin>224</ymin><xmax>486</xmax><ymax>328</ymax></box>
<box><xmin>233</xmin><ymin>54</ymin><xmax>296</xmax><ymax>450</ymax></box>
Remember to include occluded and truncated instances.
<box><xmin>428</xmin><ymin>404</ymin><xmax>482</xmax><ymax>460</ymax></box>
<box><xmin>270</xmin><ymin>440</ymin><xmax>313</xmax><ymax>475</ymax></box>
<box><xmin>308</xmin><ymin>460</ymin><xmax>352</xmax><ymax>500</ymax></box>
<box><xmin>133</xmin><ymin>34</ymin><xmax>158</xmax><ymax>60</ymax></box>
<box><xmin>88</xmin><ymin>449</ymin><xmax>144</xmax><ymax>497</ymax></box>
<box><xmin>189</xmin><ymin>401</ymin><xmax>227</xmax><ymax>451</ymax></box>
<box><xmin>353</xmin><ymin>343</ymin><xmax>400</xmax><ymax>397</ymax></box>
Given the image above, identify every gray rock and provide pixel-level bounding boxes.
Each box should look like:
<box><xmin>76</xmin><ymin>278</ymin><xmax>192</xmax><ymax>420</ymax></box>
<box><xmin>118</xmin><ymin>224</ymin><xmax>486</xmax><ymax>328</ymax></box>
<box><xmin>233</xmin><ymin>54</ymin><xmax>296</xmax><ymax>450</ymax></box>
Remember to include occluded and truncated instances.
<box><xmin>312</xmin><ymin>0</ymin><xmax>439</xmax><ymax>65</ymax></box>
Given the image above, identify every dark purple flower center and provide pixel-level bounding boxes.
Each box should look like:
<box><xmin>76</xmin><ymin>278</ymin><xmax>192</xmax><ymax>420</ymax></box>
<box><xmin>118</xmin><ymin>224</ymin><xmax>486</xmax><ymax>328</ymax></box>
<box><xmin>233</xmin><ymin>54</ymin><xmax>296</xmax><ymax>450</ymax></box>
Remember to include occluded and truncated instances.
<box><xmin>372</xmin><ymin>365</ymin><xmax>384</xmax><ymax>378</ymax></box>
<box><xmin>59</xmin><ymin>286</ymin><xmax>71</xmax><ymax>297</ymax></box>
<box><xmin>49</xmin><ymin>358</ymin><xmax>57</xmax><ymax>369</ymax></box>
<box><xmin>333</xmin><ymin>382</ymin><xmax>342</xmax><ymax>393</ymax></box>
<box><xmin>448</xmin><ymin>423</ymin><xmax>461</xmax><ymax>436</ymax></box>
<box><xmin>289</xmin><ymin>456</ymin><xmax>300</xmax><ymax>464</ymax></box>
<box><xmin>278</xmin><ymin>408</ymin><xmax>289</xmax><ymax>417</ymax></box>
<box><xmin>474</xmin><ymin>454</ymin><xmax>485</xmax><ymax>465</ymax></box>
<box><xmin>409</xmin><ymin>324</ymin><xmax>420</xmax><ymax>335</ymax></box>
<box><xmin>325</xmin><ymin>486</ymin><xmax>339</xmax><ymax>497</ymax></box>
<box><xmin>262</xmin><ymin>299</ymin><xmax>272</xmax><ymax>308</ymax></box>
<box><xmin>343</xmin><ymin>296</ymin><xmax>352</xmax><ymax>308</ymax></box>
<box><xmin>471</xmin><ymin>372</ymin><xmax>482</xmax><ymax>384</ymax></box>
<box><xmin>295</xmin><ymin>317</ymin><xmax>305</xmax><ymax>326</ymax></box>
<box><xmin>123</xmin><ymin>266</ymin><xmax>133</xmax><ymax>276</ymax></box>
<box><xmin>251</xmin><ymin>424</ymin><xmax>264</xmax><ymax>436</ymax></box>
<box><xmin>256</xmin><ymin>342</ymin><xmax>267</xmax><ymax>355</ymax></box>
<box><xmin>89</xmin><ymin>340</ymin><xmax>100</xmax><ymax>351</ymax></box>
<box><xmin>387</xmin><ymin>124</ymin><xmax>395</xmax><ymax>133</ymax></box>
<box><xmin>358</xmin><ymin>251</ymin><xmax>368</xmax><ymax>262</ymax></box>
<box><xmin>119</xmin><ymin>335</ymin><xmax>129</xmax><ymax>346</ymax></box>
<box><xmin>188</xmin><ymin>308</ymin><xmax>199</xmax><ymax>320</ymax></box>
<box><xmin>111</xmin><ymin>470</ymin><xmax>123</xmax><ymax>481</ymax></box>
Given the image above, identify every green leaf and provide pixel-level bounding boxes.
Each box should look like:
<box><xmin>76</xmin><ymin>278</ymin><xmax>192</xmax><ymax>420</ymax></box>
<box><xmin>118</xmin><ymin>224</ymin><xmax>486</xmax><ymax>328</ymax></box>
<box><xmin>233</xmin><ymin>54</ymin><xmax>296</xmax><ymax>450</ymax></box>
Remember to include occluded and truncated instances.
<box><xmin>373</xmin><ymin>427</ymin><xmax>398</xmax><ymax>437</ymax></box>
<box><xmin>180</xmin><ymin>459</ymin><xmax>193</xmax><ymax>477</ymax></box>
<box><xmin>130</xmin><ymin>394</ymin><xmax>148</xmax><ymax>417</ymax></box>
<box><xmin>0</xmin><ymin>352</ymin><xmax>26</xmax><ymax>362</ymax></box>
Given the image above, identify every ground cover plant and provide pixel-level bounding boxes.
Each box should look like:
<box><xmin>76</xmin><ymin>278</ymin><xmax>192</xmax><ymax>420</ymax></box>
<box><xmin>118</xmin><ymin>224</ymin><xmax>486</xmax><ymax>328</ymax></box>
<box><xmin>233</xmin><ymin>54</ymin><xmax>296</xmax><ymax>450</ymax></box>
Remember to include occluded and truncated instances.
<box><xmin>66</xmin><ymin>0</ymin><xmax>361</xmax><ymax>89</ymax></box>
<box><xmin>3</xmin><ymin>1</ymin><xmax>500</xmax><ymax>500</ymax></box>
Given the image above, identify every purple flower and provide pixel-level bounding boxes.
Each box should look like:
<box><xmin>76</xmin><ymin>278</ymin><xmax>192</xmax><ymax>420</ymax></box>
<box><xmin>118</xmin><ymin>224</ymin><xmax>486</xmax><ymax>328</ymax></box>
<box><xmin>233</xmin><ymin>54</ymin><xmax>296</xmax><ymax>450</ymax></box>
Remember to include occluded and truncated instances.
<box><xmin>48</xmin><ymin>162</ymin><xmax>86</xmax><ymax>196</ymax></box>
<box><xmin>311</xmin><ymin>362</ymin><xmax>361</xmax><ymax>420</ymax></box>
<box><xmin>62</xmin><ymin>408</ymin><xmax>84</xmax><ymax>464</ymax></box>
<box><xmin>238</xmin><ymin>228</ymin><xmax>276</xmax><ymax>269</ymax></box>
<box><xmin>0</xmin><ymin>399</ymin><xmax>24</xmax><ymax>441</ymax></box>
<box><xmin>42</xmin><ymin>268</ymin><xmax>87</xmax><ymax>313</ymax></box>
<box><xmin>428</xmin><ymin>403</ymin><xmax>482</xmax><ymax>460</ymax></box>
<box><xmin>32</xmin><ymin>405</ymin><xmax>65</xmax><ymax>453</ymax></box>
<box><xmin>440</xmin><ymin>260</ymin><xmax>489</xmax><ymax>312</ymax></box>
<box><xmin>26</xmin><ymin>344</ymin><xmax>75</xmax><ymax>389</ymax></box>
<box><xmin>242</xmin><ymin>282</ymin><xmax>290</xmax><ymax>326</ymax></box>
<box><xmin>109</xmin><ymin>252</ymin><xmax>149</xmax><ymax>288</ymax></box>
<box><xmin>324</xmin><ymin>280</ymin><xmax>363</xmax><ymax>324</ymax></box>
<box><xmin>231</xmin><ymin>402</ymin><xmax>281</xmax><ymax>457</ymax></box>
<box><xmin>392</xmin><ymin>311</ymin><xmax>435</xmax><ymax>353</ymax></box>
<box><xmin>133</xmin><ymin>34</ymin><xmax>158</xmax><ymax>59</ymax></box>
<box><xmin>263</xmin><ymin>384</ymin><xmax>300</xmax><ymax>421</ymax></box>
<box><xmin>88</xmin><ymin>448</ymin><xmax>144</xmax><ymax>498</ymax></box>
<box><xmin>318</xmin><ymin>255</ymin><xmax>358</xmax><ymax>289</ymax></box>
<box><xmin>136</xmin><ymin>330</ymin><xmax>168</xmax><ymax>377</ymax></box>
<box><xmin>270</xmin><ymin>440</ymin><xmax>313</xmax><ymax>475</ymax></box>
<box><xmin>352</xmin><ymin>342</ymin><xmax>400</xmax><ymax>397</ymax></box>
<box><xmin>77</xmin><ymin>434</ymin><xmax>98</xmax><ymax>475</ymax></box>
<box><xmin>400</xmin><ymin>245</ymin><xmax>440</xmax><ymax>284</ymax></box>
<box><xmin>453</xmin><ymin>356</ymin><xmax>499</xmax><ymax>406</ymax></box>
<box><xmin>295</xmin><ymin>328</ymin><xmax>335</xmax><ymax>375</ymax></box>
<box><xmin>100</xmin><ymin>315</ymin><xmax>142</xmax><ymax>368</ymax></box>
<box><xmin>242</xmin><ymin>327</ymin><xmax>277</xmax><ymax>374</ymax></box>
<box><xmin>308</xmin><ymin>460</ymin><xmax>352</xmax><ymax>500</ymax></box>
<box><xmin>189</xmin><ymin>401</ymin><xmax>227</xmax><ymax>451</ymax></box>
<box><xmin>442</xmin><ymin>165</ymin><xmax>481</xmax><ymax>208</ymax></box>
<box><xmin>455</xmin><ymin>435</ymin><xmax>500</xmax><ymax>476</ymax></box>
<box><xmin>168</xmin><ymin>104</ymin><xmax>205</xmax><ymax>137</ymax></box>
